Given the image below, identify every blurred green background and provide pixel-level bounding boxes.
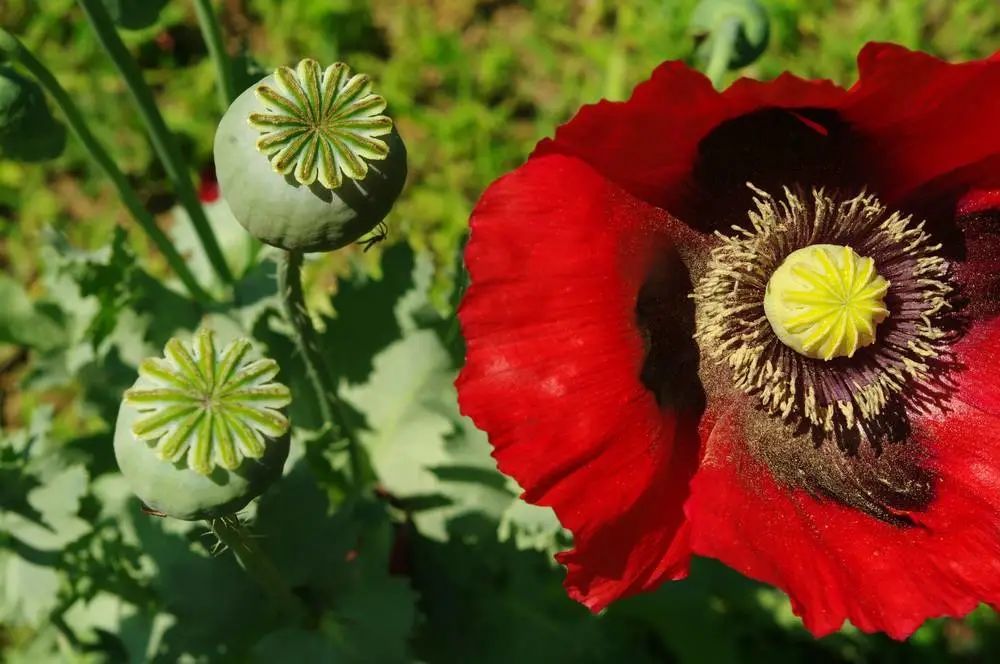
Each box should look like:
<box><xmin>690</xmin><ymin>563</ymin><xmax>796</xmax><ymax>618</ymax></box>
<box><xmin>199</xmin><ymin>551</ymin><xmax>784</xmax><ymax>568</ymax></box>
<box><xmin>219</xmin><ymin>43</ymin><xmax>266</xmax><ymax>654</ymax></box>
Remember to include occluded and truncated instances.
<box><xmin>2</xmin><ymin>0</ymin><xmax>1000</xmax><ymax>662</ymax></box>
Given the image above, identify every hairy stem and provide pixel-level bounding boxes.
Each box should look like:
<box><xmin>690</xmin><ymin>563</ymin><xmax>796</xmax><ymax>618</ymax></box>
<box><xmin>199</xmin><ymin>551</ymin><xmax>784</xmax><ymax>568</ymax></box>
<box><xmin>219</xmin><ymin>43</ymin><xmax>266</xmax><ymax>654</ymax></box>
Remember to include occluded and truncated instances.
<box><xmin>209</xmin><ymin>515</ymin><xmax>307</xmax><ymax>621</ymax></box>
<box><xmin>705</xmin><ymin>15</ymin><xmax>741</xmax><ymax>89</ymax></box>
<box><xmin>0</xmin><ymin>29</ymin><xmax>213</xmax><ymax>304</ymax></box>
<box><xmin>192</xmin><ymin>0</ymin><xmax>237</xmax><ymax>112</ymax></box>
<box><xmin>278</xmin><ymin>250</ymin><xmax>364</xmax><ymax>488</ymax></box>
<box><xmin>76</xmin><ymin>0</ymin><xmax>234</xmax><ymax>286</ymax></box>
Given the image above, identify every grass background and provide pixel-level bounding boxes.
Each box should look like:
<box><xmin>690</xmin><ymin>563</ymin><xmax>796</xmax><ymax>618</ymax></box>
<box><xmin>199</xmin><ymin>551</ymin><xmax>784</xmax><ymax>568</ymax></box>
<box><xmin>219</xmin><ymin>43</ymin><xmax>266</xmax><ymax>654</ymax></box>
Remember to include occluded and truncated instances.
<box><xmin>1</xmin><ymin>0</ymin><xmax>1000</xmax><ymax>661</ymax></box>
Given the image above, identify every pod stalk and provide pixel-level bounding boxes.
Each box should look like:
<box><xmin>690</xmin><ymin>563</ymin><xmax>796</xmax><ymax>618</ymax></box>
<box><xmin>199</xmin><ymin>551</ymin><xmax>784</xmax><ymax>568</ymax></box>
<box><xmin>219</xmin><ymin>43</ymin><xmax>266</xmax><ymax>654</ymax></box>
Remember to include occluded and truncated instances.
<box><xmin>209</xmin><ymin>515</ymin><xmax>308</xmax><ymax>622</ymax></box>
<box><xmin>705</xmin><ymin>15</ymin><xmax>741</xmax><ymax>88</ymax></box>
<box><xmin>278</xmin><ymin>250</ymin><xmax>364</xmax><ymax>488</ymax></box>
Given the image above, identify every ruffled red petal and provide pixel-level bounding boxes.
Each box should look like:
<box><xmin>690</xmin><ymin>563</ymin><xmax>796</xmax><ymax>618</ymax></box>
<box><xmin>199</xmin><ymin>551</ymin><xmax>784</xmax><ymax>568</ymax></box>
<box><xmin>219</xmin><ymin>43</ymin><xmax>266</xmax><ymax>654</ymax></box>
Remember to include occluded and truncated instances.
<box><xmin>844</xmin><ymin>43</ymin><xmax>1000</xmax><ymax>204</ymax></box>
<box><xmin>536</xmin><ymin>44</ymin><xmax>1000</xmax><ymax>236</ymax></box>
<box><xmin>958</xmin><ymin>188</ymin><xmax>1000</xmax><ymax>217</ymax></box>
<box><xmin>533</xmin><ymin>62</ymin><xmax>846</xmax><ymax>221</ymax></box>
<box><xmin>949</xmin><ymin>316</ymin><xmax>1000</xmax><ymax>415</ymax></box>
<box><xmin>686</xmin><ymin>316</ymin><xmax>1000</xmax><ymax>639</ymax></box>
<box><xmin>456</xmin><ymin>154</ymin><xmax>701</xmax><ymax>610</ymax></box>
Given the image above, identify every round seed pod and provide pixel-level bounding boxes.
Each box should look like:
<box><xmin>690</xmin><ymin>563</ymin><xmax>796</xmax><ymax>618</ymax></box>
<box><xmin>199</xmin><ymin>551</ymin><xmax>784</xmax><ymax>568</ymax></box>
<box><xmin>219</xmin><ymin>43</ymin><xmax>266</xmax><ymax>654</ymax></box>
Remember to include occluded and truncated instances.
<box><xmin>0</xmin><ymin>66</ymin><xmax>66</xmax><ymax>162</ymax></box>
<box><xmin>213</xmin><ymin>58</ymin><xmax>407</xmax><ymax>253</ymax></box>
<box><xmin>114</xmin><ymin>330</ymin><xmax>291</xmax><ymax>521</ymax></box>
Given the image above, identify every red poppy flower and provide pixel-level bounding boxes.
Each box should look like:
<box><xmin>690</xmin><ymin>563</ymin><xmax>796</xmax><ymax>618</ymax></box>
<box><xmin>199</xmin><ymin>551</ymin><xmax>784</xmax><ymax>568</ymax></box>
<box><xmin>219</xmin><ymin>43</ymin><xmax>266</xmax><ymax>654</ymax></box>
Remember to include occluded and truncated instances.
<box><xmin>456</xmin><ymin>43</ymin><xmax>1000</xmax><ymax>639</ymax></box>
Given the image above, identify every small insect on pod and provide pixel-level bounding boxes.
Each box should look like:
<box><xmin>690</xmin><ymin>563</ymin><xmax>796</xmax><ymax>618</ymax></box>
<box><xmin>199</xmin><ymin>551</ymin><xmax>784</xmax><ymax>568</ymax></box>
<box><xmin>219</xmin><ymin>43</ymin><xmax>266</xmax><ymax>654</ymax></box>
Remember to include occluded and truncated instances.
<box><xmin>213</xmin><ymin>58</ymin><xmax>407</xmax><ymax>253</ymax></box>
<box><xmin>114</xmin><ymin>329</ymin><xmax>291</xmax><ymax>520</ymax></box>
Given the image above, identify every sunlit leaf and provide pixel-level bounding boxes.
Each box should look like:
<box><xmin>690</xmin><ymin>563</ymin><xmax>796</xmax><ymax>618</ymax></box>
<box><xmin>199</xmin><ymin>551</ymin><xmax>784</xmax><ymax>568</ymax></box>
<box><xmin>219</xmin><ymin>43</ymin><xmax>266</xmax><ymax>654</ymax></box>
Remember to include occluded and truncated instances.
<box><xmin>0</xmin><ymin>275</ymin><xmax>66</xmax><ymax>351</ymax></box>
<box><xmin>320</xmin><ymin>242</ymin><xmax>417</xmax><ymax>384</ymax></box>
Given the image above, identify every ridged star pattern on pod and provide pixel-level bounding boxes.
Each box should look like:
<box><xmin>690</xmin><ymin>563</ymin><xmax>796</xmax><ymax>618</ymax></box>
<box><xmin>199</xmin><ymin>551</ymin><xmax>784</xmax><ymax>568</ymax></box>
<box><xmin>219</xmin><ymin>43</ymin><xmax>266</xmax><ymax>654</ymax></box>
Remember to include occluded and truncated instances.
<box><xmin>248</xmin><ymin>58</ymin><xmax>393</xmax><ymax>190</ymax></box>
<box><xmin>123</xmin><ymin>330</ymin><xmax>291</xmax><ymax>476</ymax></box>
<box><xmin>764</xmin><ymin>244</ymin><xmax>891</xmax><ymax>360</ymax></box>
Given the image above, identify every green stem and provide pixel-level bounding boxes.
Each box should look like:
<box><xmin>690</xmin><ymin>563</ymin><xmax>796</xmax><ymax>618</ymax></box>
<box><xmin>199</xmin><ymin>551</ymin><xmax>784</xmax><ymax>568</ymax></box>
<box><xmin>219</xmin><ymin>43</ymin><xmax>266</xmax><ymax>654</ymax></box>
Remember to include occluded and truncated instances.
<box><xmin>278</xmin><ymin>250</ymin><xmax>364</xmax><ymax>488</ymax></box>
<box><xmin>209</xmin><ymin>515</ymin><xmax>307</xmax><ymax>622</ymax></box>
<box><xmin>76</xmin><ymin>0</ymin><xmax>234</xmax><ymax>286</ymax></box>
<box><xmin>705</xmin><ymin>15</ymin><xmax>741</xmax><ymax>89</ymax></box>
<box><xmin>192</xmin><ymin>0</ymin><xmax>237</xmax><ymax>112</ymax></box>
<box><xmin>0</xmin><ymin>29</ymin><xmax>213</xmax><ymax>304</ymax></box>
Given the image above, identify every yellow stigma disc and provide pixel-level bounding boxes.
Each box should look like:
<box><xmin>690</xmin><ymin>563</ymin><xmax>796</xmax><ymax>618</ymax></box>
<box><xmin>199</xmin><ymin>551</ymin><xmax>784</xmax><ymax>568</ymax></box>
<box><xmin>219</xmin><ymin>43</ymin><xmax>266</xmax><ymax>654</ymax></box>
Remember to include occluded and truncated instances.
<box><xmin>763</xmin><ymin>244</ymin><xmax>890</xmax><ymax>361</ymax></box>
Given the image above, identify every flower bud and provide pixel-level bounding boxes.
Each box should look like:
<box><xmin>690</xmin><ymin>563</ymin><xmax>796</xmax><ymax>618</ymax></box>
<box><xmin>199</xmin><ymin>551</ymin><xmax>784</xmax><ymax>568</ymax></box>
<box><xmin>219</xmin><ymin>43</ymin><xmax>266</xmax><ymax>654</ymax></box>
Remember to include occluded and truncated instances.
<box><xmin>114</xmin><ymin>330</ymin><xmax>291</xmax><ymax>520</ymax></box>
<box><xmin>691</xmin><ymin>0</ymin><xmax>770</xmax><ymax>70</ymax></box>
<box><xmin>213</xmin><ymin>59</ymin><xmax>407</xmax><ymax>253</ymax></box>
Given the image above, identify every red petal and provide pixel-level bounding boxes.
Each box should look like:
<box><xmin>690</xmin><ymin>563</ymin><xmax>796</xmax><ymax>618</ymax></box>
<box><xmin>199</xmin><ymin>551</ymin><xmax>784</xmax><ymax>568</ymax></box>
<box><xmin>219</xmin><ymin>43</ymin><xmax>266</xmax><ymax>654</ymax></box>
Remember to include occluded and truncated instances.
<box><xmin>686</xmin><ymin>318</ymin><xmax>1000</xmax><ymax>639</ymax></box>
<box><xmin>722</xmin><ymin>72</ymin><xmax>846</xmax><ymax>111</ymax></box>
<box><xmin>532</xmin><ymin>62</ymin><xmax>722</xmax><ymax>213</ymax></box>
<box><xmin>456</xmin><ymin>154</ymin><xmax>700</xmax><ymax>610</ymax></box>
<box><xmin>534</xmin><ymin>62</ymin><xmax>846</xmax><ymax>221</ymax></box>
<box><xmin>950</xmin><ymin>316</ymin><xmax>1000</xmax><ymax>415</ymax></box>
<box><xmin>958</xmin><ymin>188</ymin><xmax>1000</xmax><ymax>217</ymax></box>
<box><xmin>845</xmin><ymin>43</ymin><xmax>1000</xmax><ymax>204</ymax></box>
<box><xmin>538</xmin><ymin>45</ymin><xmax>1000</xmax><ymax>236</ymax></box>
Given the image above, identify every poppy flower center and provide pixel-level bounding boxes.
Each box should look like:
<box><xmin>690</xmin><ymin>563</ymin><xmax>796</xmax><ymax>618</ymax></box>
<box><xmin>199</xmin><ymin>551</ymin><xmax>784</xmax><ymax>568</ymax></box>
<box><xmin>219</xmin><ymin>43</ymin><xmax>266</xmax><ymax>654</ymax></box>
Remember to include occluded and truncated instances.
<box><xmin>693</xmin><ymin>186</ymin><xmax>955</xmax><ymax>445</ymax></box>
<box><xmin>763</xmin><ymin>244</ymin><xmax>890</xmax><ymax>361</ymax></box>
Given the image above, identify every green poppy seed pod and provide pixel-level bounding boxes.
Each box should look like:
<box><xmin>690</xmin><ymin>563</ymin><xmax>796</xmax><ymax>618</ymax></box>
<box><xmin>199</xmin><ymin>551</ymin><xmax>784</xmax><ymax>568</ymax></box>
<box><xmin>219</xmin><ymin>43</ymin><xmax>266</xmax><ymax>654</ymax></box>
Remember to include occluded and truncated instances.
<box><xmin>213</xmin><ymin>59</ymin><xmax>407</xmax><ymax>253</ymax></box>
<box><xmin>691</xmin><ymin>0</ymin><xmax>770</xmax><ymax>70</ymax></box>
<box><xmin>0</xmin><ymin>66</ymin><xmax>66</xmax><ymax>162</ymax></box>
<box><xmin>114</xmin><ymin>330</ymin><xmax>291</xmax><ymax>520</ymax></box>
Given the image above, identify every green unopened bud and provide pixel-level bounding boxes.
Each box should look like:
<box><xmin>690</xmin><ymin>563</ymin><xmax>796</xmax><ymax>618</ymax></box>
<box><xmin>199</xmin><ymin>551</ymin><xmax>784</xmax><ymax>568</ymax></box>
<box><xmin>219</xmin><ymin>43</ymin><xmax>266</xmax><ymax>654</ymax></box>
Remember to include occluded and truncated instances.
<box><xmin>114</xmin><ymin>329</ymin><xmax>291</xmax><ymax>520</ymax></box>
<box><xmin>213</xmin><ymin>58</ymin><xmax>407</xmax><ymax>253</ymax></box>
<box><xmin>691</xmin><ymin>0</ymin><xmax>770</xmax><ymax>72</ymax></box>
<box><xmin>0</xmin><ymin>66</ymin><xmax>66</xmax><ymax>162</ymax></box>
